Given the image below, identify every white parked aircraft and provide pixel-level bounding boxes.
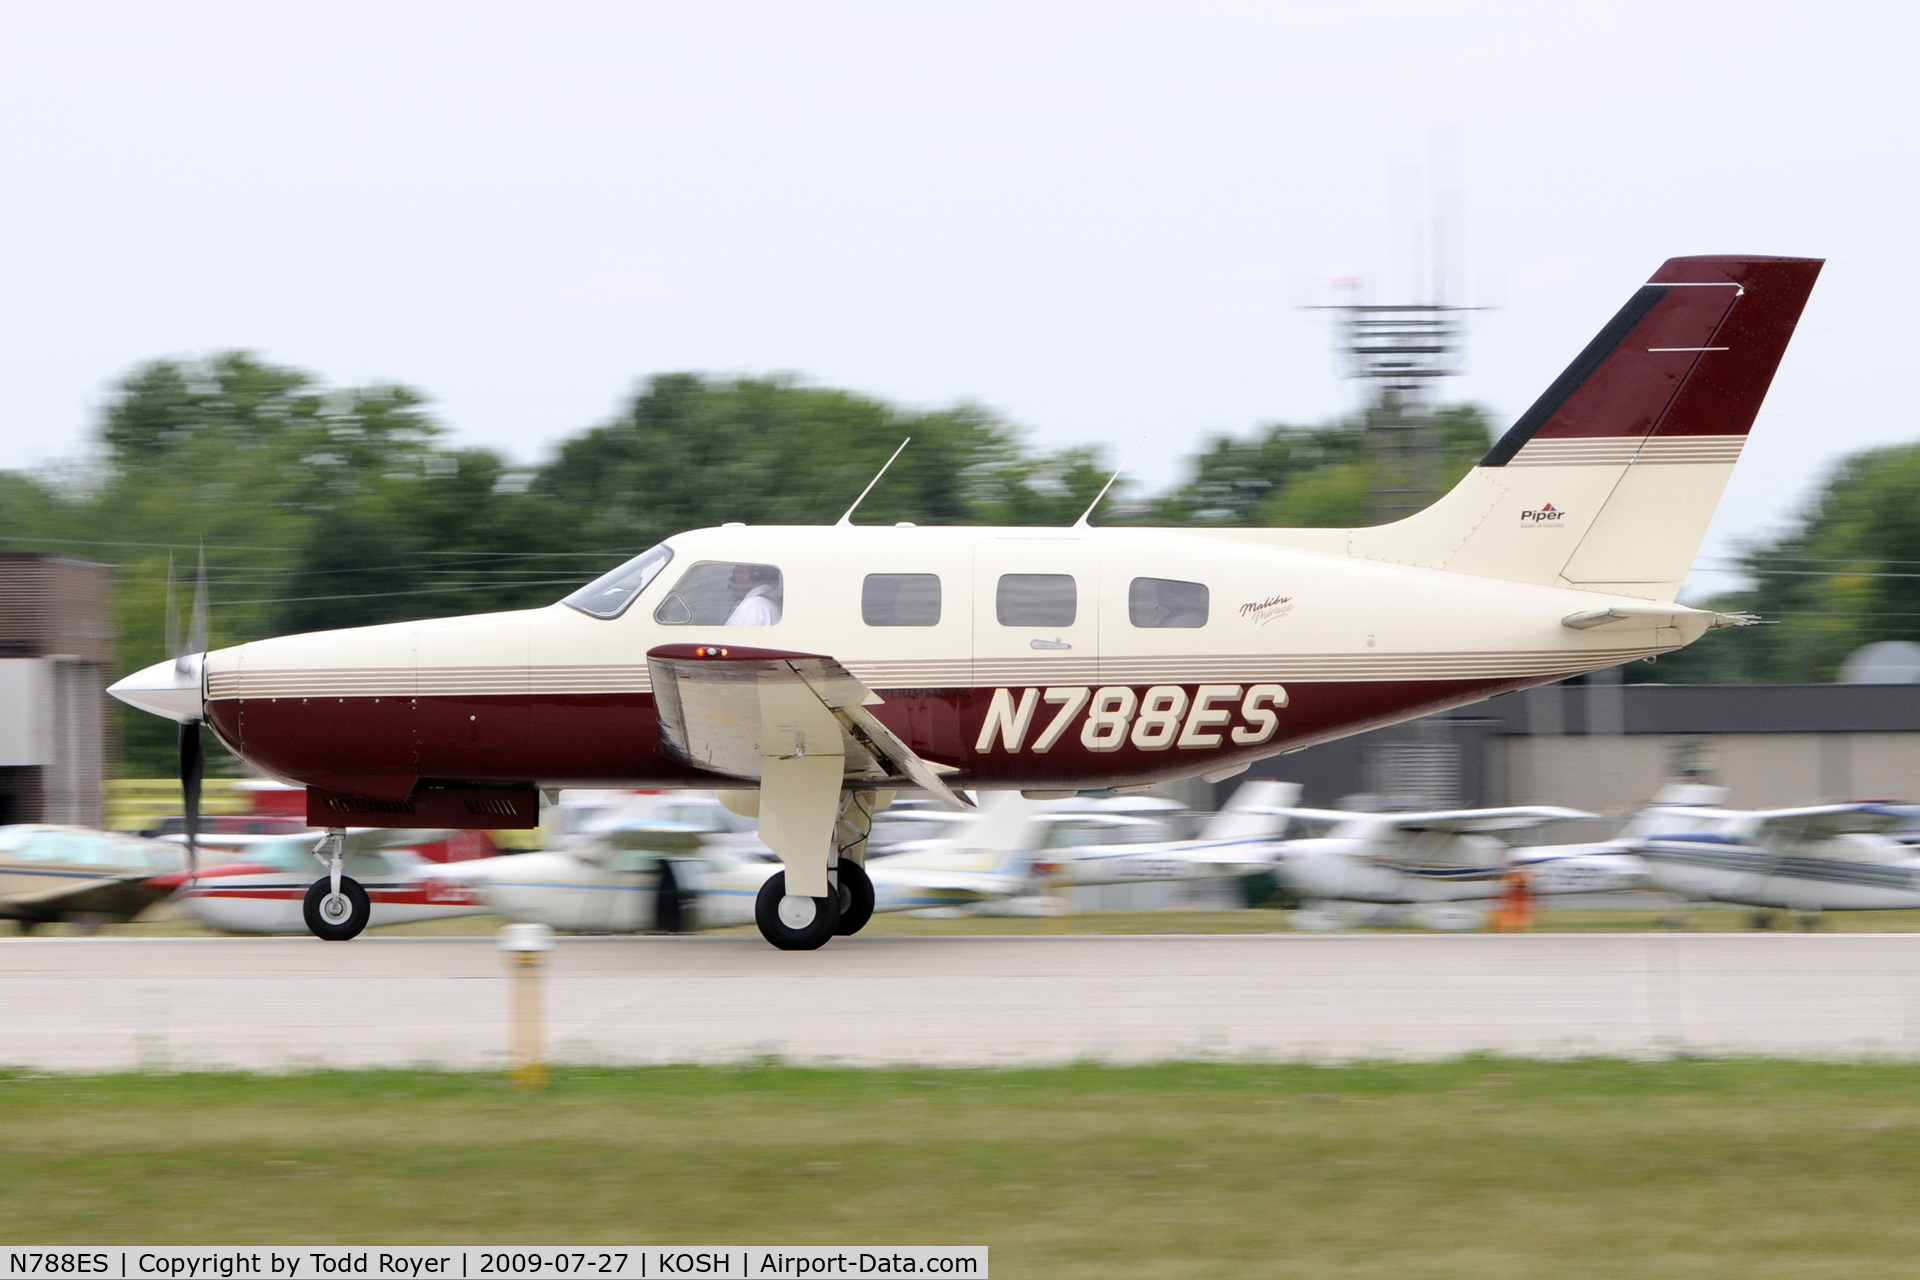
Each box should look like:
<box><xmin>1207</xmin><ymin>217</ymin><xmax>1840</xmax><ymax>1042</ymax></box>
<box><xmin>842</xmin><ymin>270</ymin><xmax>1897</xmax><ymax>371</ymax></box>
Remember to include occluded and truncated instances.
<box><xmin>0</xmin><ymin>825</ymin><xmax>188</xmax><ymax>932</ymax></box>
<box><xmin>1630</xmin><ymin>790</ymin><xmax>1920</xmax><ymax>919</ymax></box>
<box><xmin>1022</xmin><ymin>781</ymin><xmax>1298</xmax><ymax>888</ymax></box>
<box><xmin>109</xmin><ymin>256</ymin><xmax>1823</xmax><ymax>947</ymax></box>
<box><xmin>151</xmin><ymin>833</ymin><xmax>489</xmax><ymax>936</ymax></box>
<box><xmin>450</xmin><ymin>783</ymin><xmax>1295</xmax><ymax>930</ymax></box>
<box><xmin>448</xmin><ymin>794</ymin><xmax>1044</xmax><ymax>931</ymax></box>
<box><xmin>1261</xmin><ymin>804</ymin><xmax>1637</xmax><ymax>927</ymax></box>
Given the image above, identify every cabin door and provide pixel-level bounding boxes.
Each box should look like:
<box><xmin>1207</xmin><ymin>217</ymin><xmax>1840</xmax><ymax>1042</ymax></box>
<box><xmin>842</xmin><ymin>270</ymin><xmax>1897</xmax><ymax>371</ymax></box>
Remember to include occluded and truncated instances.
<box><xmin>971</xmin><ymin>536</ymin><xmax>1101</xmax><ymax>699</ymax></box>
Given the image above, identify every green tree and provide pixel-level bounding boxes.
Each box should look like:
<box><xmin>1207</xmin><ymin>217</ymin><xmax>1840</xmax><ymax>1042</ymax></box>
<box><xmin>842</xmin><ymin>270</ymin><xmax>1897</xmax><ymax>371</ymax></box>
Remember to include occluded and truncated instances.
<box><xmin>1639</xmin><ymin>443</ymin><xmax>1920</xmax><ymax>684</ymax></box>
<box><xmin>1148</xmin><ymin>403</ymin><xmax>1494</xmax><ymax>527</ymax></box>
<box><xmin>532</xmin><ymin>373</ymin><xmax>1111</xmax><ymax>549</ymax></box>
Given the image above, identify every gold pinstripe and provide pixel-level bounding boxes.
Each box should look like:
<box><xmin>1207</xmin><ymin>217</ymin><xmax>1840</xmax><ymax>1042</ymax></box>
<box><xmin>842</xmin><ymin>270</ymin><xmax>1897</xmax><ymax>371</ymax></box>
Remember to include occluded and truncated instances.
<box><xmin>1506</xmin><ymin>434</ymin><xmax>1744</xmax><ymax>467</ymax></box>
<box><xmin>209</xmin><ymin>647</ymin><xmax>1656</xmax><ymax>701</ymax></box>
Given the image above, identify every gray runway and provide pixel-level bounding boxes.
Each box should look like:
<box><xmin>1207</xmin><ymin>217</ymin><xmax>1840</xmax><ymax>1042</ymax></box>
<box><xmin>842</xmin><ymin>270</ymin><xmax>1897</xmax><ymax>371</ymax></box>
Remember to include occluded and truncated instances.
<box><xmin>5</xmin><ymin>933</ymin><xmax>1920</xmax><ymax>1072</ymax></box>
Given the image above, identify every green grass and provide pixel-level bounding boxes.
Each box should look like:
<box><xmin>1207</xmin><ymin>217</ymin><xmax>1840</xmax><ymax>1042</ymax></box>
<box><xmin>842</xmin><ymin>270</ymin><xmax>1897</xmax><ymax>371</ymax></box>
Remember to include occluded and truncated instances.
<box><xmin>5</xmin><ymin>1060</ymin><xmax>1920</xmax><ymax>1276</ymax></box>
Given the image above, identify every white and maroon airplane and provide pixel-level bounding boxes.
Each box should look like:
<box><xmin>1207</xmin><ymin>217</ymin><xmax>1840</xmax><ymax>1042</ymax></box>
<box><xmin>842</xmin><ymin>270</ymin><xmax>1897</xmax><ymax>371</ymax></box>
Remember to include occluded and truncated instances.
<box><xmin>111</xmin><ymin>255</ymin><xmax>1821</xmax><ymax>949</ymax></box>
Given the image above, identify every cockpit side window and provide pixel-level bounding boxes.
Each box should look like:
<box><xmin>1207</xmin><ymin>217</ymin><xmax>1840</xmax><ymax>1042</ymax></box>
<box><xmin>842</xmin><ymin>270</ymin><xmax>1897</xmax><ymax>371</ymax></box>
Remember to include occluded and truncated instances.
<box><xmin>1129</xmin><ymin>577</ymin><xmax>1209</xmax><ymax>628</ymax></box>
<box><xmin>562</xmin><ymin>545</ymin><xmax>675</xmax><ymax>620</ymax></box>
<box><xmin>654</xmin><ymin>562</ymin><xmax>784</xmax><ymax>626</ymax></box>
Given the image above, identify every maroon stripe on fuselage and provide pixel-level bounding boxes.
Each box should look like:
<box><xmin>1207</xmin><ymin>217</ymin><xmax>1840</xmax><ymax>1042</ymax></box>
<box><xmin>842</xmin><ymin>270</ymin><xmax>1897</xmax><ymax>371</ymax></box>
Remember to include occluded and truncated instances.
<box><xmin>207</xmin><ymin>673</ymin><xmax>1552</xmax><ymax>799</ymax></box>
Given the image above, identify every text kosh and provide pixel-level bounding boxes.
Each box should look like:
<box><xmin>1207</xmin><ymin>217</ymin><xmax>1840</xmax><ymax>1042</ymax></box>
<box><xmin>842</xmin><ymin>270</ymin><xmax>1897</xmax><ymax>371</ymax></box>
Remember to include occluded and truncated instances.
<box><xmin>974</xmin><ymin>684</ymin><xmax>1287</xmax><ymax>754</ymax></box>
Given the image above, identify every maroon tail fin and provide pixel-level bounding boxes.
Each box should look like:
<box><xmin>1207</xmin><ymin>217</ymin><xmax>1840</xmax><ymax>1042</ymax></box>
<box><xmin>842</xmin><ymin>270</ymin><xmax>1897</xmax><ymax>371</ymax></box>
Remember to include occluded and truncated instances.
<box><xmin>1481</xmin><ymin>255</ymin><xmax>1822</xmax><ymax>467</ymax></box>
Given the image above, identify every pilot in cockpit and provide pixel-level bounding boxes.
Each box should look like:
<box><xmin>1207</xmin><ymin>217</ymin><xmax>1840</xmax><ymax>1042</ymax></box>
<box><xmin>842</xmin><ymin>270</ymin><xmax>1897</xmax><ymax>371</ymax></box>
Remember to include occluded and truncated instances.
<box><xmin>725</xmin><ymin>563</ymin><xmax>783</xmax><ymax>626</ymax></box>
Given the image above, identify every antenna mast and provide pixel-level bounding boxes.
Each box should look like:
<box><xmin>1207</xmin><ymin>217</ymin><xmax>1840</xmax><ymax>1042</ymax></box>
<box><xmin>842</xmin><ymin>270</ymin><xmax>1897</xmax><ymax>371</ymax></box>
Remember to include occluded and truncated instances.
<box><xmin>836</xmin><ymin>438</ymin><xmax>912</xmax><ymax>527</ymax></box>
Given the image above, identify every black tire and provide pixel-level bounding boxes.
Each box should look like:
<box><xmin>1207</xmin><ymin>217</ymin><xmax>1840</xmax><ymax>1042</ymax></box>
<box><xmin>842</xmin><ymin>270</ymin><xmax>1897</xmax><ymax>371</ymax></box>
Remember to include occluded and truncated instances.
<box><xmin>303</xmin><ymin>876</ymin><xmax>372</xmax><ymax>941</ymax></box>
<box><xmin>754</xmin><ymin>870</ymin><xmax>840</xmax><ymax>951</ymax></box>
<box><xmin>834</xmin><ymin>861</ymin><xmax>875</xmax><ymax>936</ymax></box>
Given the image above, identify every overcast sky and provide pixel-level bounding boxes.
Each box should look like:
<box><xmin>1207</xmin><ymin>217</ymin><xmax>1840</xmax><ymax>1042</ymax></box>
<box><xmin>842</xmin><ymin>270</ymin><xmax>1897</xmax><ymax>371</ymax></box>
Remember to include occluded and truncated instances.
<box><xmin>0</xmin><ymin>1</ymin><xmax>1909</xmax><ymax>596</ymax></box>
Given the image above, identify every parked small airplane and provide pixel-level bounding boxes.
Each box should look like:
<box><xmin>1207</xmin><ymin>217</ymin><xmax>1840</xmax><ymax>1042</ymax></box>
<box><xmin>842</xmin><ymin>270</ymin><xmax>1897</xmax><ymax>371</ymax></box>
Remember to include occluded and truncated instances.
<box><xmin>1629</xmin><ymin>789</ymin><xmax>1920</xmax><ymax>922</ymax></box>
<box><xmin>0</xmin><ymin>824</ymin><xmax>188</xmax><ymax>932</ymax></box>
<box><xmin>447</xmin><ymin>794</ymin><xmax>1045</xmax><ymax>932</ymax></box>
<box><xmin>110</xmin><ymin>256</ymin><xmax>1823</xmax><ymax>947</ymax></box>
<box><xmin>1261</xmin><ymin>804</ymin><xmax>1636</xmax><ymax>928</ymax></box>
<box><xmin>149</xmin><ymin>832</ymin><xmax>489</xmax><ymax>937</ymax></box>
<box><xmin>1019</xmin><ymin>781</ymin><xmax>1299</xmax><ymax>888</ymax></box>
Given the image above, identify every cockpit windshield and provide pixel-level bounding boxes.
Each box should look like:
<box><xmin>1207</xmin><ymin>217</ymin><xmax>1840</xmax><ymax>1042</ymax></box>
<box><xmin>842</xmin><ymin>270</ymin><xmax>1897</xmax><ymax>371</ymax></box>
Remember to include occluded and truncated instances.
<box><xmin>561</xmin><ymin>545</ymin><xmax>675</xmax><ymax>619</ymax></box>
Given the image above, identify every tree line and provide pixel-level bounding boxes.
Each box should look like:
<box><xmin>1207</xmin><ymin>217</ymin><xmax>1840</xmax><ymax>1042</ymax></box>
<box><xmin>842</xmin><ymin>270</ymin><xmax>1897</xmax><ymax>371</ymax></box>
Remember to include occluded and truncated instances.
<box><xmin>0</xmin><ymin>350</ymin><xmax>1907</xmax><ymax>771</ymax></box>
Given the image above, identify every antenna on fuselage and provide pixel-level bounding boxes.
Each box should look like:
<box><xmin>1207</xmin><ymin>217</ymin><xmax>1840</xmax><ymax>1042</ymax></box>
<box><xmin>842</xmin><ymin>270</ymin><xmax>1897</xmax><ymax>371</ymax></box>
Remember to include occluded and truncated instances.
<box><xmin>836</xmin><ymin>437</ymin><xmax>911</xmax><ymax>527</ymax></box>
<box><xmin>1072</xmin><ymin>440</ymin><xmax>1141</xmax><ymax>529</ymax></box>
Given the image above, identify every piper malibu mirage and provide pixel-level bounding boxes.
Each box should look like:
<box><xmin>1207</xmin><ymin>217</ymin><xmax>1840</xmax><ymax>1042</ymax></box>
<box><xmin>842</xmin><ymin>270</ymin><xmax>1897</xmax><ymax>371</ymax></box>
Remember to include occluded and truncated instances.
<box><xmin>112</xmin><ymin>255</ymin><xmax>1822</xmax><ymax>949</ymax></box>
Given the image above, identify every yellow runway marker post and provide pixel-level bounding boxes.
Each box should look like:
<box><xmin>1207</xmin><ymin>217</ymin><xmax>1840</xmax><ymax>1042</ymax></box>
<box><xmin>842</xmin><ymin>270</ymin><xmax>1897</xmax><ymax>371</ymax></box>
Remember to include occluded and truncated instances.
<box><xmin>499</xmin><ymin>922</ymin><xmax>553</xmax><ymax>1089</ymax></box>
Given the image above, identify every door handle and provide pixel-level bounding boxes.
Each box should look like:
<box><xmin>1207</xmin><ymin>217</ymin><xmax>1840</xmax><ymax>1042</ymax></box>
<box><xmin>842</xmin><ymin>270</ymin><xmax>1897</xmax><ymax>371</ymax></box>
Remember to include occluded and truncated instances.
<box><xmin>1030</xmin><ymin>638</ymin><xmax>1071</xmax><ymax>651</ymax></box>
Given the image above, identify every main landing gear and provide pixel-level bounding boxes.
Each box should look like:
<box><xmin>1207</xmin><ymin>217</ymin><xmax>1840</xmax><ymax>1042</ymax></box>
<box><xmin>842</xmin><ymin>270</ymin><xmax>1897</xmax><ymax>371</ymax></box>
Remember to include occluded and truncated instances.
<box><xmin>753</xmin><ymin>861</ymin><xmax>877</xmax><ymax>950</ymax></box>
<box><xmin>751</xmin><ymin>788</ymin><xmax>885</xmax><ymax>950</ymax></box>
<box><xmin>304</xmin><ymin>827</ymin><xmax>371</xmax><ymax>941</ymax></box>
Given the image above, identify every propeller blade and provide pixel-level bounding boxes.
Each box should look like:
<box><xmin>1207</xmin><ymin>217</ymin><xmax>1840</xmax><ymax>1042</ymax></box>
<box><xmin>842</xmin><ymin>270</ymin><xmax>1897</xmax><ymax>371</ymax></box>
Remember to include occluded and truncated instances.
<box><xmin>179</xmin><ymin>719</ymin><xmax>203</xmax><ymax>881</ymax></box>
<box><xmin>180</xmin><ymin>544</ymin><xmax>208</xmax><ymax>674</ymax></box>
<box><xmin>164</xmin><ymin>551</ymin><xmax>180</xmax><ymax>663</ymax></box>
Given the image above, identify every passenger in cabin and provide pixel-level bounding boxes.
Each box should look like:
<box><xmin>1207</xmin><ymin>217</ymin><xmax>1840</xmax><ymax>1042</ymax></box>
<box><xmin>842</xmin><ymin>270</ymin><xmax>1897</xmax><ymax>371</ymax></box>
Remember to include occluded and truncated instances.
<box><xmin>1130</xmin><ymin>576</ymin><xmax>1209</xmax><ymax>629</ymax></box>
<box><xmin>725</xmin><ymin>563</ymin><xmax>783</xmax><ymax>626</ymax></box>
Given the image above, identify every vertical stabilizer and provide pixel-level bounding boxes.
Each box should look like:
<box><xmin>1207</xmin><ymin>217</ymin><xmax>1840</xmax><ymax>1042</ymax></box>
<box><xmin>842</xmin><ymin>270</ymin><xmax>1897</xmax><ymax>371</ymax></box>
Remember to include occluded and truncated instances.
<box><xmin>1200</xmin><ymin>780</ymin><xmax>1302</xmax><ymax>841</ymax></box>
<box><xmin>1346</xmin><ymin>256</ymin><xmax>1821</xmax><ymax>600</ymax></box>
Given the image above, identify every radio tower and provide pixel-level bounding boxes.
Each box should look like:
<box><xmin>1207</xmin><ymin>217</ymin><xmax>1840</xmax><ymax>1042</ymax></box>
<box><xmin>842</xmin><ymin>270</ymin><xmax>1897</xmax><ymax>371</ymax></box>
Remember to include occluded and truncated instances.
<box><xmin>1326</xmin><ymin>138</ymin><xmax>1478</xmax><ymax>524</ymax></box>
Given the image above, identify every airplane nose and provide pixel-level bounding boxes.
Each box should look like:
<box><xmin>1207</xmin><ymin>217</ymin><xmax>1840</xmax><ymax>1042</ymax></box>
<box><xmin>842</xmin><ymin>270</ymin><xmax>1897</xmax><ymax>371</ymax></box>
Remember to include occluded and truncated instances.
<box><xmin>108</xmin><ymin>654</ymin><xmax>205</xmax><ymax>723</ymax></box>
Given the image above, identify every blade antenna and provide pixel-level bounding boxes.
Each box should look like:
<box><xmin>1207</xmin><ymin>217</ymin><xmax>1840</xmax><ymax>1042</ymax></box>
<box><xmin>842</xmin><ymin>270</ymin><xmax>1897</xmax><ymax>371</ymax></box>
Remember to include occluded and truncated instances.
<box><xmin>836</xmin><ymin>437</ymin><xmax>911</xmax><ymax>527</ymax></box>
<box><xmin>1073</xmin><ymin>439</ymin><xmax>1142</xmax><ymax>529</ymax></box>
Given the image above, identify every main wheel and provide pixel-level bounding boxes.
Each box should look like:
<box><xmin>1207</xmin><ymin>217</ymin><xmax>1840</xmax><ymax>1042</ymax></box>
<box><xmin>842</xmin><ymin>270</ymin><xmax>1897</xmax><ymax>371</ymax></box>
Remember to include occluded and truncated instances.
<box><xmin>753</xmin><ymin>871</ymin><xmax>840</xmax><ymax>950</ymax></box>
<box><xmin>834</xmin><ymin>861</ymin><xmax>875</xmax><ymax>936</ymax></box>
<box><xmin>304</xmin><ymin>876</ymin><xmax>372</xmax><ymax>941</ymax></box>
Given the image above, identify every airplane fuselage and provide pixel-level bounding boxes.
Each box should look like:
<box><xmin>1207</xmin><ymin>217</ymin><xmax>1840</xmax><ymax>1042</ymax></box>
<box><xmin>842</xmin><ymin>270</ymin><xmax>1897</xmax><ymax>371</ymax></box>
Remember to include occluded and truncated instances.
<box><xmin>193</xmin><ymin>523</ymin><xmax>1709</xmax><ymax>809</ymax></box>
<box><xmin>1640</xmin><ymin>833</ymin><xmax>1920</xmax><ymax>912</ymax></box>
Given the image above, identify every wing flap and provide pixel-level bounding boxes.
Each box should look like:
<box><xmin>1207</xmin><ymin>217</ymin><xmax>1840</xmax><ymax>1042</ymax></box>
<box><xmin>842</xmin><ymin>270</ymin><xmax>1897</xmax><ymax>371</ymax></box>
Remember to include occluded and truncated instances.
<box><xmin>648</xmin><ymin>644</ymin><xmax>972</xmax><ymax>810</ymax></box>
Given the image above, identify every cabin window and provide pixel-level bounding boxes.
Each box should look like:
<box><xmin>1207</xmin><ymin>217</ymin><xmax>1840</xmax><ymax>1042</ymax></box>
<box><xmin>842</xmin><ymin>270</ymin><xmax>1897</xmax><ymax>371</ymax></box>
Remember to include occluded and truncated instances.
<box><xmin>562</xmin><ymin>543</ymin><xmax>674</xmax><ymax>619</ymax></box>
<box><xmin>1129</xmin><ymin>577</ymin><xmax>1209</xmax><ymax>628</ymax></box>
<box><xmin>654</xmin><ymin>561</ymin><xmax>784</xmax><ymax>626</ymax></box>
<box><xmin>862</xmin><ymin>573</ymin><xmax>942</xmax><ymax>626</ymax></box>
<box><xmin>996</xmin><ymin>574</ymin><xmax>1077</xmax><ymax>627</ymax></box>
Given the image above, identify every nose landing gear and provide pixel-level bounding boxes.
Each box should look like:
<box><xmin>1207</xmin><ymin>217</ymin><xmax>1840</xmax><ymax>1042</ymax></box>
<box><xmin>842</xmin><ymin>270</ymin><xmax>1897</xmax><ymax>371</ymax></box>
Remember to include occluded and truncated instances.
<box><xmin>304</xmin><ymin>827</ymin><xmax>371</xmax><ymax>941</ymax></box>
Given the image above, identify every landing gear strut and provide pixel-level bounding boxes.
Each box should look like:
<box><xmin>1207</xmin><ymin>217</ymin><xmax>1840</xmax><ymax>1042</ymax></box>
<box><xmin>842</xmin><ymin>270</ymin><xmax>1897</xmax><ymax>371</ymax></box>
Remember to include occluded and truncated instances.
<box><xmin>304</xmin><ymin>827</ymin><xmax>371</xmax><ymax>941</ymax></box>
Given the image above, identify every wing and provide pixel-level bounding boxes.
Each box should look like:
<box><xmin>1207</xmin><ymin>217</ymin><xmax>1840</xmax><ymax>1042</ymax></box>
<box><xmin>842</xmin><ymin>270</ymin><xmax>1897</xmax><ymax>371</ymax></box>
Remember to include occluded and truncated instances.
<box><xmin>1372</xmin><ymin>806</ymin><xmax>1596</xmax><ymax>835</ymax></box>
<box><xmin>868</xmin><ymin>863</ymin><xmax>1029</xmax><ymax>901</ymax></box>
<box><xmin>647</xmin><ymin>644</ymin><xmax>973</xmax><ymax>810</ymax></box>
<box><xmin>1751</xmin><ymin>803</ymin><xmax>1920</xmax><ymax>845</ymax></box>
<box><xmin>0</xmin><ymin>871</ymin><xmax>172</xmax><ymax>922</ymax></box>
<box><xmin>1269</xmin><ymin>805</ymin><xmax>1594</xmax><ymax>836</ymax></box>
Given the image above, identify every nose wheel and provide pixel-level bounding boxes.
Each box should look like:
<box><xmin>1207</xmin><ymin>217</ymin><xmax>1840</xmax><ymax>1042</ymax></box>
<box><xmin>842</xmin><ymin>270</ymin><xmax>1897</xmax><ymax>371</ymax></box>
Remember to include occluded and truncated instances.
<box><xmin>754</xmin><ymin>871</ymin><xmax>841</xmax><ymax>950</ymax></box>
<box><xmin>304</xmin><ymin>876</ymin><xmax>371</xmax><ymax>940</ymax></box>
<box><xmin>303</xmin><ymin>826</ymin><xmax>371</xmax><ymax>941</ymax></box>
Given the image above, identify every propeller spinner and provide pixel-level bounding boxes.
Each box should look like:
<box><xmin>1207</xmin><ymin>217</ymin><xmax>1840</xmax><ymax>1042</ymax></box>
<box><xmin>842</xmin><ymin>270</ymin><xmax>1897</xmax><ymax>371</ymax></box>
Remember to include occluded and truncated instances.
<box><xmin>108</xmin><ymin>549</ymin><xmax>210</xmax><ymax>878</ymax></box>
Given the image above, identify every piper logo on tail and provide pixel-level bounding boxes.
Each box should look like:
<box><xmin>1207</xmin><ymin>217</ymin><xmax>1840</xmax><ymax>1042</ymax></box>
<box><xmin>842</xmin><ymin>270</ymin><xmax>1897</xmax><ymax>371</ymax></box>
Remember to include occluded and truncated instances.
<box><xmin>1521</xmin><ymin>503</ymin><xmax>1565</xmax><ymax>523</ymax></box>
